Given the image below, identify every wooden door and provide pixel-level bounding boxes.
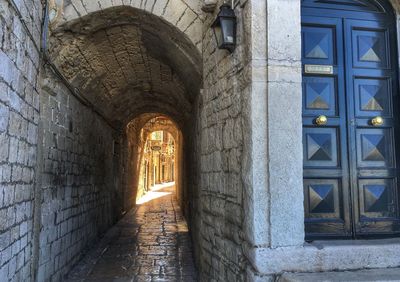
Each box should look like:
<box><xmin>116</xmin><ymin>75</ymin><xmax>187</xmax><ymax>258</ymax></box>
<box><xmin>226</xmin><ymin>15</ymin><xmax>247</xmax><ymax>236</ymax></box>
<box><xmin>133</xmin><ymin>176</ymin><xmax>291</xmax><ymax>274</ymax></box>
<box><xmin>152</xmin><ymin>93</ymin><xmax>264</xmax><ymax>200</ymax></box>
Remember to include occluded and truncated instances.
<box><xmin>345</xmin><ymin>19</ymin><xmax>400</xmax><ymax>236</ymax></box>
<box><xmin>302</xmin><ymin>16</ymin><xmax>352</xmax><ymax>238</ymax></box>
<box><xmin>302</xmin><ymin>0</ymin><xmax>400</xmax><ymax>239</ymax></box>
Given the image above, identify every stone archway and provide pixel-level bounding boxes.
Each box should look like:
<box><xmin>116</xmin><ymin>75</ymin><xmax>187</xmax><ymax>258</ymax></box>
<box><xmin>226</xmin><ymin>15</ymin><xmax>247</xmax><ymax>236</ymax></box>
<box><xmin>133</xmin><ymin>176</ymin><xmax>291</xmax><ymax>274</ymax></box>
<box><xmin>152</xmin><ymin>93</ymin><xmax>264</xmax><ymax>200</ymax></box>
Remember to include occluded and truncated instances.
<box><xmin>55</xmin><ymin>0</ymin><xmax>202</xmax><ymax>50</ymax></box>
<box><xmin>124</xmin><ymin>114</ymin><xmax>185</xmax><ymax>209</ymax></box>
<box><xmin>47</xmin><ymin>4</ymin><xmax>202</xmax><ymax>127</ymax></box>
<box><xmin>36</xmin><ymin>4</ymin><xmax>203</xmax><ymax>281</ymax></box>
<box><xmin>135</xmin><ymin>116</ymin><xmax>181</xmax><ymax>200</ymax></box>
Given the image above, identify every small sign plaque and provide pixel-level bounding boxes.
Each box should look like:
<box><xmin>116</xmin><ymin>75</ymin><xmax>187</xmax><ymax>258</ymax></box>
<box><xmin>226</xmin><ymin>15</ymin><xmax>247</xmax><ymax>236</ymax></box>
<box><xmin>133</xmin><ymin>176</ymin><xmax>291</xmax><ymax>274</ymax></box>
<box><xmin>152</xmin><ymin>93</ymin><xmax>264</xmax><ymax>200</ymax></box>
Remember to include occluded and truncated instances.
<box><xmin>304</xmin><ymin>64</ymin><xmax>333</xmax><ymax>75</ymax></box>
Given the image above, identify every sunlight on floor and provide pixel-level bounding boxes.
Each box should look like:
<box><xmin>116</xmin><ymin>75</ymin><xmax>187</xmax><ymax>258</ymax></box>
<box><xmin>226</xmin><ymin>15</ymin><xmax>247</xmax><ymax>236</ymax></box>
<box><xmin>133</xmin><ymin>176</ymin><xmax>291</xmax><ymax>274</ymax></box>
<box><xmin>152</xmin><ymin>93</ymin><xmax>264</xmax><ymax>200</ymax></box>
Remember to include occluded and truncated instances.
<box><xmin>136</xmin><ymin>182</ymin><xmax>175</xmax><ymax>205</ymax></box>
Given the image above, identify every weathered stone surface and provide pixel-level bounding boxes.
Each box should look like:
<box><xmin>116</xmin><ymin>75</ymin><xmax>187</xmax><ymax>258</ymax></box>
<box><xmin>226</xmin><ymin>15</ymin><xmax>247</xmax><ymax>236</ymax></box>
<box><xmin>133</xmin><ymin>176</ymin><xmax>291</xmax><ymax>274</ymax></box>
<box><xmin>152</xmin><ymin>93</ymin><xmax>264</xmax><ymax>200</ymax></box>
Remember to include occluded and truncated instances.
<box><xmin>57</xmin><ymin>0</ymin><xmax>202</xmax><ymax>51</ymax></box>
<box><xmin>250</xmin><ymin>239</ymin><xmax>400</xmax><ymax>275</ymax></box>
<box><xmin>3</xmin><ymin>0</ymin><xmax>400</xmax><ymax>281</ymax></box>
<box><xmin>36</xmin><ymin>67</ymin><xmax>121</xmax><ymax>282</ymax></box>
<box><xmin>32</xmin><ymin>2</ymin><xmax>204</xmax><ymax>278</ymax></box>
<box><xmin>0</xmin><ymin>0</ymin><xmax>42</xmax><ymax>280</ymax></box>
<box><xmin>193</xmin><ymin>0</ymin><xmax>250</xmax><ymax>280</ymax></box>
<box><xmin>279</xmin><ymin>268</ymin><xmax>400</xmax><ymax>282</ymax></box>
<box><xmin>49</xmin><ymin>5</ymin><xmax>202</xmax><ymax>128</ymax></box>
<box><xmin>66</xmin><ymin>184</ymin><xmax>197</xmax><ymax>281</ymax></box>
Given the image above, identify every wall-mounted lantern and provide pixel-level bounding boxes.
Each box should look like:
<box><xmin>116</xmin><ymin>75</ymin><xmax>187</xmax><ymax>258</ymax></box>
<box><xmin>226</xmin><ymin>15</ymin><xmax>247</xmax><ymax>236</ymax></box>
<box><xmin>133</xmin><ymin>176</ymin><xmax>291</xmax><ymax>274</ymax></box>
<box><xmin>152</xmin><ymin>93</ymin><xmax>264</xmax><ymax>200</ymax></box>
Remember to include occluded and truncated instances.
<box><xmin>211</xmin><ymin>4</ymin><xmax>237</xmax><ymax>53</ymax></box>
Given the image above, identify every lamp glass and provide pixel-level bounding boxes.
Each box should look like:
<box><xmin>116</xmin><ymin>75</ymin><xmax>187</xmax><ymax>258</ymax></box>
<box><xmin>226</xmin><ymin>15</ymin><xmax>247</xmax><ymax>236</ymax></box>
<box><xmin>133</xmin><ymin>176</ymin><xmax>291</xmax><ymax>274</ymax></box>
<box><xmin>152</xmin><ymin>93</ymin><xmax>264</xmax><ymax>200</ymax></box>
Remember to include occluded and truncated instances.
<box><xmin>213</xmin><ymin>24</ymin><xmax>223</xmax><ymax>47</ymax></box>
<box><xmin>221</xmin><ymin>18</ymin><xmax>235</xmax><ymax>44</ymax></box>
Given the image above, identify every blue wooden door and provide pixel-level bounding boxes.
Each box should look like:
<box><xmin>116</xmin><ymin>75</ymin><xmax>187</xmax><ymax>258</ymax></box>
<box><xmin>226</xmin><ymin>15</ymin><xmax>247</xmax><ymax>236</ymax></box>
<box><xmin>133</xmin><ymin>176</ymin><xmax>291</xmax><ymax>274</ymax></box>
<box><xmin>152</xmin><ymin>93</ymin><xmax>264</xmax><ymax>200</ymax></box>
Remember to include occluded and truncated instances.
<box><xmin>302</xmin><ymin>0</ymin><xmax>400</xmax><ymax>239</ymax></box>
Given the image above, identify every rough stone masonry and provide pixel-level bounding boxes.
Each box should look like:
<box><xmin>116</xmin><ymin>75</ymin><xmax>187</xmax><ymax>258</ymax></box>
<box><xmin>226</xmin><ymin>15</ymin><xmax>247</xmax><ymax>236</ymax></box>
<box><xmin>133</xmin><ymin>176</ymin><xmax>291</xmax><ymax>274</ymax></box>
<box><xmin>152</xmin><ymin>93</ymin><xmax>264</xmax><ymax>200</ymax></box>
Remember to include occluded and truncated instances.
<box><xmin>2</xmin><ymin>0</ymin><xmax>400</xmax><ymax>281</ymax></box>
<box><xmin>0</xmin><ymin>0</ymin><xmax>250</xmax><ymax>280</ymax></box>
<box><xmin>0</xmin><ymin>0</ymin><xmax>42</xmax><ymax>280</ymax></box>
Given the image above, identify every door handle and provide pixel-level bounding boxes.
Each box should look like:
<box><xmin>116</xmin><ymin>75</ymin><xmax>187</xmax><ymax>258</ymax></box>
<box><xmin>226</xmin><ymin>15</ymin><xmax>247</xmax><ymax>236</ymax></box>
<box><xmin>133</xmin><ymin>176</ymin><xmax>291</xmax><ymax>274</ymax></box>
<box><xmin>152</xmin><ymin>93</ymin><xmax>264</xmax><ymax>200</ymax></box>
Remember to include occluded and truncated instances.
<box><xmin>371</xmin><ymin>116</ymin><xmax>384</xmax><ymax>126</ymax></box>
<box><xmin>315</xmin><ymin>115</ymin><xmax>328</xmax><ymax>126</ymax></box>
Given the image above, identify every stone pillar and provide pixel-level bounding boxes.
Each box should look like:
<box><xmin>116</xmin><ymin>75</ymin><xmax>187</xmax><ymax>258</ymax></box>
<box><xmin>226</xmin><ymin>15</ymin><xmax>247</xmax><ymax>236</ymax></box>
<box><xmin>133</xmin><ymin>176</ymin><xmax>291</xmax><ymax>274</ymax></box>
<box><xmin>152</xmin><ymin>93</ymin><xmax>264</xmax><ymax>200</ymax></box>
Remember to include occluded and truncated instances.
<box><xmin>266</xmin><ymin>0</ymin><xmax>303</xmax><ymax>248</ymax></box>
<box><xmin>149</xmin><ymin>151</ymin><xmax>152</xmax><ymax>187</ymax></box>
<box><xmin>157</xmin><ymin>153</ymin><xmax>161</xmax><ymax>184</ymax></box>
<box><xmin>243</xmin><ymin>0</ymin><xmax>304</xmax><ymax>279</ymax></box>
<box><xmin>165</xmin><ymin>157</ymin><xmax>170</xmax><ymax>182</ymax></box>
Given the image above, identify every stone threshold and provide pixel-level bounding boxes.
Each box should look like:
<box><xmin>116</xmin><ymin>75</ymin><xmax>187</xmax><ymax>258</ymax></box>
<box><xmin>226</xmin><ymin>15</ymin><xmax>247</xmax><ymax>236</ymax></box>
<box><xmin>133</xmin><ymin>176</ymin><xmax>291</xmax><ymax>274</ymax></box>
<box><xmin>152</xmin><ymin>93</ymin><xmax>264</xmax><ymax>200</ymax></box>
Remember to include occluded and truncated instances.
<box><xmin>248</xmin><ymin>238</ymin><xmax>400</xmax><ymax>275</ymax></box>
<box><xmin>278</xmin><ymin>267</ymin><xmax>400</xmax><ymax>282</ymax></box>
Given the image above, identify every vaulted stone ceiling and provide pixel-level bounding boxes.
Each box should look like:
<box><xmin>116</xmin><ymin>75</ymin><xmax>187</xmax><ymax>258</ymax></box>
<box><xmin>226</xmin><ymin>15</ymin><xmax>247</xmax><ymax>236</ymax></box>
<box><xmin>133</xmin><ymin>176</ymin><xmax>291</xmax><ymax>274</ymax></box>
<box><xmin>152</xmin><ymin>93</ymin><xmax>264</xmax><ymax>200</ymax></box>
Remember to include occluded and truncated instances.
<box><xmin>49</xmin><ymin>7</ymin><xmax>202</xmax><ymax>128</ymax></box>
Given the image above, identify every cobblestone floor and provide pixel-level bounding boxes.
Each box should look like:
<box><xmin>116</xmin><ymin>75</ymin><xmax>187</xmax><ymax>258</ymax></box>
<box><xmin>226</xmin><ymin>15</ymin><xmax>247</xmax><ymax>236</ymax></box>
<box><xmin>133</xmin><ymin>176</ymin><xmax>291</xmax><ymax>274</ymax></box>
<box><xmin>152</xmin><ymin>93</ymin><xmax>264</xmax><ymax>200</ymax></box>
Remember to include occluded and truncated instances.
<box><xmin>67</xmin><ymin>183</ymin><xmax>197</xmax><ymax>281</ymax></box>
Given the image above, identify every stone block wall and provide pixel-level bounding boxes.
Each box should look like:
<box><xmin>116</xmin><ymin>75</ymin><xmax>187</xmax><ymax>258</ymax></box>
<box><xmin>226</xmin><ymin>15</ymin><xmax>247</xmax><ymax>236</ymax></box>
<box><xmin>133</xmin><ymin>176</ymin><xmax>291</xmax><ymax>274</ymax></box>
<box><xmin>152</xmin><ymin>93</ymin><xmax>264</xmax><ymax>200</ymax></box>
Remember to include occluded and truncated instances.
<box><xmin>124</xmin><ymin>118</ymin><xmax>145</xmax><ymax>209</ymax></box>
<box><xmin>0</xmin><ymin>0</ymin><xmax>42</xmax><ymax>280</ymax></box>
<box><xmin>194</xmin><ymin>1</ymin><xmax>251</xmax><ymax>280</ymax></box>
<box><xmin>2</xmin><ymin>0</ymin><xmax>257</xmax><ymax>281</ymax></box>
<box><xmin>37</xmin><ymin>69</ymin><xmax>122</xmax><ymax>281</ymax></box>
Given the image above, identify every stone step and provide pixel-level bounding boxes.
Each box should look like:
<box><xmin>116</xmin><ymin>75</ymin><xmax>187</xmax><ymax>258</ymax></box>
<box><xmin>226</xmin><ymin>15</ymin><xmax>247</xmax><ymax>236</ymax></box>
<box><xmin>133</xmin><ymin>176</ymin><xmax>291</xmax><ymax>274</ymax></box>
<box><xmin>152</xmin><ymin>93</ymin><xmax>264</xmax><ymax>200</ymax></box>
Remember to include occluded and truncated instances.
<box><xmin>279</xmin><ymin>268</ymin><xmax>400</xmax><ymax>282</ymax></box>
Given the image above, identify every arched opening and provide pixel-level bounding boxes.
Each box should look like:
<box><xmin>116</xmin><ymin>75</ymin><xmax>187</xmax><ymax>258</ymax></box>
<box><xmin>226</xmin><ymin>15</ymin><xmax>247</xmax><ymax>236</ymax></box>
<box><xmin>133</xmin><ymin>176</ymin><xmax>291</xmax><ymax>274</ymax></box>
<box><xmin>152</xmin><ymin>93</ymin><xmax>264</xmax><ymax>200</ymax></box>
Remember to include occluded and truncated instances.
<box><xmin>122</xmin><ymin>112</ymin><xmax>191</xmax><ymax>215</ymax></box>
<box><xmin>48</xmin><ymin>5</ymin><xmax>201</xmax><ymax>126</ymax></box>
<box><xmin>48</xmin><ymin>3</ymin><xmax>201</xmax><ymax>203</ymax></box>
<box><xmin>134</xmin><ymin>115</ymin><xmax>181</xmax><ymax>204</ymax></box>
<box><xmin>301</xmin><ymin>0</ymin><xmax>400</xmax><ymax>239</ymax></box>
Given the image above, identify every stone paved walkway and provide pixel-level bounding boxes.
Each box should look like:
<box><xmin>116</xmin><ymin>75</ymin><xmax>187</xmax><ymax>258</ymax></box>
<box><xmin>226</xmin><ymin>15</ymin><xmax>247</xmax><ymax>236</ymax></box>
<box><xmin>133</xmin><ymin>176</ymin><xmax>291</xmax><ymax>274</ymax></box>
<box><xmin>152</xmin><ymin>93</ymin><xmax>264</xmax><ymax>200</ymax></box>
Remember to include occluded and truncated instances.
<box><xmin>67</xmin><ymin>183</ymin><xmax>197</xmax><ymax>281</ymax></box>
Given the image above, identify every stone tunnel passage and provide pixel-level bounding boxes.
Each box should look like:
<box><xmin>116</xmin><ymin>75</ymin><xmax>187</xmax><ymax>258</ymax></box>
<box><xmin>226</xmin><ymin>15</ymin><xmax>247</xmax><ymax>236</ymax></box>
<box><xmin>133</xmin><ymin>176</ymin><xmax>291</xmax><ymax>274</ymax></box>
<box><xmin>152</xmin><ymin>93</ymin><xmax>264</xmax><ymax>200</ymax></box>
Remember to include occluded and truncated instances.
<box><xmin>35</xmin><ymin>4</ymin><xmax>202</xmax><ymax>281</ymax></box>
<box><xmin>65</xmin><ymin>116</ymin><xmax>198</xmax><ymax>281</ymax></box>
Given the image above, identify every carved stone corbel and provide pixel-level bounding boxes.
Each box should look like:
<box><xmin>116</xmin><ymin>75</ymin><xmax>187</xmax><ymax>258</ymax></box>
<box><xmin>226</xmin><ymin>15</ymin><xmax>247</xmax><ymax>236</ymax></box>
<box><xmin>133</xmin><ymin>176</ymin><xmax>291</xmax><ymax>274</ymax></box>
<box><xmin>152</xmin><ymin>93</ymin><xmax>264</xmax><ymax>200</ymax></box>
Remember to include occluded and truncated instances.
<box><xmin>202</xmin><ymin>0</ymin><xmax>218</xmax><ymax>12</ymax></box>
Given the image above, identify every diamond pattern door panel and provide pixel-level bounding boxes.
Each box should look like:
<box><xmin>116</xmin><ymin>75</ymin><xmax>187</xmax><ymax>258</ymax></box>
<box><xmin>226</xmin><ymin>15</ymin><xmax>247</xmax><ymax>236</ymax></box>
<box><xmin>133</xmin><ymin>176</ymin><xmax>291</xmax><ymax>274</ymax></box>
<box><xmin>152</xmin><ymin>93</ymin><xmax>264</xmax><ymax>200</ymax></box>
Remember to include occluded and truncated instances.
<box><xmin>302</xmin><ymin>26</ymin><xmax>335</xmax><ymax>64</ymax></box>
<box><xmin>358</xmin><ymin>179</ymin><xmax>396</xmax><ymax>218</ymax></box>
<box><xmin>355</xmin><ymin>78</ymin><xmax>391</xmax><ymax>117</ymax></box>
<box><xmin>357</xmin><ymin>128</ymin><xmax>393</xmax><ymax>167</ymax></box>
<box><xmin>306</xmin><ymin>32</ymin><xmax>329</xmax><ymax>58</ymax></box>
<box><xmin>304</xmin><ymin>179</ymin><xmax>341</xmax><ymax>219</ymax></box>
<box><xmin>304</xmin><ymin>128</ymin><xmax>338</xmax><ymax>167</ymax></box>
<box><xmin>352</xmin><ymin>29</ymin><xmax>389</xmax><ymax>69</ymax></box>
<box><xmin>303</xmin><ymin>77</ymin><xmax>337</xmax><ymax>116</ymax></box>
